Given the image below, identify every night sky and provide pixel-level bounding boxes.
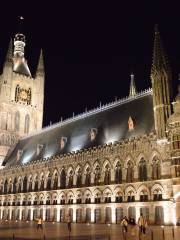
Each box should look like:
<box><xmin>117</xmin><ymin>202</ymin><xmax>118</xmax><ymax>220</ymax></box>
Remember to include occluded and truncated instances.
<box><xmin>0</xmin><ymin>3</ymin><xmax>179</xmax><ymax>127</ymax></box>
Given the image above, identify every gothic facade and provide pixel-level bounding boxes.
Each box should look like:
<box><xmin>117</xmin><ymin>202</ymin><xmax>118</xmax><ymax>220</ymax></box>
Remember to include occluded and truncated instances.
<box><xmin>0</xmin><ymin>25</ymin><xmax>179</xmax><ymax>225</ymax></box>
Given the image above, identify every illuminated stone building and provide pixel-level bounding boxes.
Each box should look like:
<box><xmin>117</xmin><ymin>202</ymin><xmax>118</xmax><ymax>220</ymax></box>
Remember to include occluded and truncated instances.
<box><xmin>0</xmin><ymin>25</ymin><xmax>179</xmax><ymax>225</ymax></box>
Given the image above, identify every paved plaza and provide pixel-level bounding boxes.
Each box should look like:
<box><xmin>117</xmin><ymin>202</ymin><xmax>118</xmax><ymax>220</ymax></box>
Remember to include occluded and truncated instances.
<box><xmin>0</xmin><ymin>221</ymin><xmax>179</xmax><ymax>240</ymax></box>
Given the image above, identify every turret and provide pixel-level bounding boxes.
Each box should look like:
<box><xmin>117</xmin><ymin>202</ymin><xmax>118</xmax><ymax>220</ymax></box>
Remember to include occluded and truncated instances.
<box><xmin>36</xmin><ymin>49</ymin><xmax>44</xmax><ymax>77</ymax></box>
<box><xmin>129</xmin><ymin>73</ymin><xmax>137</xmax><ymax>97</ymax></box>
<box><xmin>151</xmin><ymin>25</ymin><xmax>172</xmax><ymax>140</ymax></box>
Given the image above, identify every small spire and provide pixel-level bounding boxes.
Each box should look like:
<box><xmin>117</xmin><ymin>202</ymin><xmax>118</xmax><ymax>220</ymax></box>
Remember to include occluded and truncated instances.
<box><xmin>36</xmin><ymin>49</ymin><xmax>44</xmax><ymax>76</ymax></box>
<box><xmin>129</xmin><ymin>73</ymin><xmax>137</xmax><ymax>97</ymax></box>
<box><xmin>5</xmin><ymin>39</ymin><xmax>13</xmax><ymax>63</ymax></box>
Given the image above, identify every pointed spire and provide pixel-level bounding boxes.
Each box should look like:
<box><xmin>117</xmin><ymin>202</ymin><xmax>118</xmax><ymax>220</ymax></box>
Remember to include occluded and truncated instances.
<box><xmin>129</xmin><ymin>73</ymin><xmax>137</xmax><ymax>97</ymax></box>
<box><xmin>5</xmin><ymin>39</ymin><xmax>13</xmax><ymax>63</ymax></box>
<box><xmin>36</xmin><ymin>49</ymin><xmax>44</xmax><ymax>77</ymax></box>
<box><xmin>151</xmin><ymin>24</ymin><xmax>171</xmax><ymax>76</ymax></box>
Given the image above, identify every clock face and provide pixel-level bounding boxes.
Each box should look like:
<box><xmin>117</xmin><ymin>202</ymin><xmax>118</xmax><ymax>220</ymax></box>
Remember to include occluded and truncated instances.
<box><xmin>15</xmin><ymin>85</ymin><xmax>31</xmax><ymax>104</ymax></box>
<box><xmin>20</xmin><ymin>90</ymin><xmax>28</xmax><ymax>100</ymax></box>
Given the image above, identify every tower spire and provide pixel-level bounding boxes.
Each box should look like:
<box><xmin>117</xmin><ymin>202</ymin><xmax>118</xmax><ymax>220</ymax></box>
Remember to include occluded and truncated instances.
<box><xmin>151</xmin><ymin>24</ymin><xmax>172</xmax><ymax>140</ymax></box>
<box><xmin>151</xmin><ymin>24</ymin><xmax>171</xmax><ymax>79</ymax></box>
<box><xmin>129</xmin><ymin>73</ymin><xmax>137</xmax><ymax>97</ymax></box>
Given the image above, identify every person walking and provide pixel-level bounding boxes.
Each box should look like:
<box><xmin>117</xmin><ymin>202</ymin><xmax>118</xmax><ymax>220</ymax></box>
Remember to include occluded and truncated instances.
<box><xmin>138</xmin><ymin>213</ymin><xmax>147</xmax><ymax>235</ymax></box>
<box><xmin>36</xmin><ymin>217</ymin><xmax>43</xmax><ymax>231</ymax></box>
<box><xmin>121</xmin><ymin>216</ymin><xmax>128</xmax><ymax>239</ymax></box>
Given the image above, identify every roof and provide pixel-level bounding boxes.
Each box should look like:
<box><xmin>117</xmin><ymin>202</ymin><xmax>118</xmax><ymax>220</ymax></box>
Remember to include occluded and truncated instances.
<box><xmin>4</xmin><ymin>89</ymin><xmax>155</xmax><ymax>167</ymax></box>
<box><xmin>13</xmin><ymin>57</ymin><xmax>32</xmax><ymax>77</ymax></box>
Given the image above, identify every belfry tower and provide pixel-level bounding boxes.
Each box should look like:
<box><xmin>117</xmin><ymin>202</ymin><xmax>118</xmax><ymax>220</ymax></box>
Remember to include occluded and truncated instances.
<box><xmin>0</xmin><ymin>18</ymin><xmax>44</xmax><ymax>166</ymax></box>
<box><xmin>151</xmin><ymin>25</ymin><xmax>172</xmax><ymax>140</ymax></box>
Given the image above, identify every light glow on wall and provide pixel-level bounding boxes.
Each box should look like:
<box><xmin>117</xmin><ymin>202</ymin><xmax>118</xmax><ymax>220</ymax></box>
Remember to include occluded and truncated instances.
<box><xmin>91</xmin><ymin>209</ymin><xmax>95</xmax><ymax>223</ymax></box>
<box><xmin>111</xmin><ymin>206</ymin><xmax>116</xmax><ymax>223</ymax></box>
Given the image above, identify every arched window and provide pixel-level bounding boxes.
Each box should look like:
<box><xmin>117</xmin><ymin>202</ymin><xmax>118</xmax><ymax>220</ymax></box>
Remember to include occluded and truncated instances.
<box><xmin>140</xmin><ymin>190</ymin><xmax>148</xmax><ymax>202</ymax></box>
<box><xmin>60</xmin><ymin>169</ymin><xmax>66</xmax><ymax>189</ymax></box>
<box><xmin>85</xmin><ymin>167</ymin><xmax>91</xmax><ymax>187</ymax></box>
<box><xmin>28</xmin><ymin>177</ymin><xmax>32</xmax><ymax>192</ymax></box>
<box><xmin>68</xmin><ymin>170</ymin><xmax>73</xmax><ymax>188</ymax></box>
<box><xmin>76</xmin><ymin>168</ymin><xmax>82</xmax><ymax>188</ymax></box>
<box><xmin>126</xmin><ymin>161</ymin><xmax>134</xmax><ymax>183</ymax></box>
<box><xmin>23</xmin><ymin>176</ymin><xmax>27</xmax><ymax>192</ymax></box>
<box><xmin>46</xmin><ymin>174</ymin><xmax>51</xmax><ymax>190</ymax></box>
<box><xmin>139</xmin><ymin>158</ymin><xmax>147</xmax><ymax>181</ymax></box>
<box><xmin>14</xmin><ymin>111</ymin><xmax>20</xmax><ymax>131</ymax></box>
<box><xmin>53</xmin><ymin>173</ymin><xmax>58</xmax><ymax>189</ymax></box>
<box><xmin>40</xmin><ymin>175</ymin><xmax>44</xmax><ymax>191</ymax></box>
<box><xmin>34</xmin><ymin>177</ymin><xmax>38</xmax><ymax>191</ymax></box>
<box><xmin>115</xmin><ymin>192</ymin><xmax>123</xmax><ymax>203</ymax></box>
<box><xmin>153</xmin><ymin>189</ymin><xmax>163</xmax><ymax>201</ymax></box>
<box><xmin>8</xmin><ymin>181</ymin><xmax>12</xmax><ymax>194</ymax></box>
<box><xmin>104</xmin><ymin>164</ymin><xmax>111</xmax><ymax>185</ymax></box>
<box><xmin>94</xmin><ymin>165</ymin><xmax>101</xmax><ymax>186</ymax></box>
<box><xmin>13</xmin><ymin>178</ymin><xmax>17</xmax><ymax>193</ymax></box>
<box><xmin>115</xmin><ymin>162</ymin><xmax>122</xmax><ymax>184</ymax></box>
<box><xmin>152</xmin><ymin>157</ymin><xmax>161</xmax><ymax>180</ymax></box>
<box><xmin>127</xmin><ymin>191</ymin><xmax>135</xmax><ymax>202</ymax></box>
<box><xmin>18</xmin><ymin>179</ymin><xmax>22</xmax><ymax>193</ymax></box>
<box><xmin>24</xmin><ymin>114</ymin><xmax>30</xmax><ymax>134</ymax></box>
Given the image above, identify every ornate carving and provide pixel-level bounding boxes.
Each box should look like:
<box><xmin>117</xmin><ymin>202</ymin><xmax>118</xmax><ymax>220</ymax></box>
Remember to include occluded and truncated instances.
<box><xmin>15</xmin><ymin>85</ymin><xmax>31</xmax><ymax>105</ymax></box>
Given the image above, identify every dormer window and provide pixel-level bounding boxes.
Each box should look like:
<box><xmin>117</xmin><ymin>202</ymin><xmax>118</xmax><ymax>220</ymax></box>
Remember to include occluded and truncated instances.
<box><xmin>60</xmin><ymin>137</ymin><xmax>67</xmax><ymax>150</ymax></box>
<box><xmin>37</xmin><ymin>144</ymin><xmax>44</xmax><ymax>156</ymax></box>
<box><xmin>90</xmin><ymin>128</ymin><xmax>98</xmax><ymax>141</ymax></box>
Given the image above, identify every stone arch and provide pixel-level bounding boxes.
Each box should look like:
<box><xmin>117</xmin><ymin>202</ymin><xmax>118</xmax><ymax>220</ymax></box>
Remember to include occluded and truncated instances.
<box><xmin>102</xmin><ymin>158</ymin><xmax>112</xmax><ymax>170</ymax></box>
<box><xmin>22</xmin><ymin>175</ymin><xmax>28</xmax><ymax>192</ymax></box>
<box><xmin>136</xmin><ymin>153</ymin><xmax>148</xmax><ymax>165</ymax></box>
<box><xmin>60</xmin><ymin>168</ymin><xmax>66</xmax><ymax>189</ymax></box>
<box><xmin>12</xmin><ymin>177</ymin><xmax>17</xmax><ymax>193</ymax></box>
<box><xmin>93</xmin><ymin>188</ymin><xmax>102</xmax><ymax>197</ymax></box>
<box><xmin>75</xmin><ymin>165</ymin><xmax>82</xmax><ymax>188</ymax></box>
<box><xmin>137</xmin><ymin>155</ymin><xmax>148</xmax><ymax>181</ymax></box>
<box><xmin>150</xmin><ymin>153</ymin><xmax>161</xmax><ymax>180</ymax></box>
<box><xmin>151</xmin><ymin>183</ymin><xmax>164</xmax><ymax>195</ymax></box>
<box><xmin>149</xmin><ymin>150</ymin><xmax>163</xmax><ymax>164</ymax></box>
<box><xmin>33</xmin><ymin>173</ymin><xmax>39</xmax><ymax>191</ymax></box>
<box><xmin>83</xmin><ymin>163</ymin><xmax>91</xmax><ymax>187</ymax></box>
<box><xmin>125</xmin><ymin>185</ymin><xmax>136</xmax><ymax>202</ymax></box>
<box><xmin>124</xmin><ymin>155</ymin><xmax>135</xmax><ymax>168</ymax></box>
<box><xmin>17</xmin><ymin>176</ymin><xmax>22</xmax><ymax>193</ymax></box>
<box><xmin>46</xmin><ymin>171</ymin><xmax>52</xmax><ymax>190</ymax></box>
<box><xmin>137</xmin><ymin>184</ymin><xmax>150</xmax><ymax>201</ymax></box>
<box><xmin>52</xmin><ymin>169</ymin><xmax>59</xmax><ymax>190</ymax></box>
<box><xmin>125</xmin><ymin>185</ymin><xmax>136</xmax><ymax>196</ymax></box>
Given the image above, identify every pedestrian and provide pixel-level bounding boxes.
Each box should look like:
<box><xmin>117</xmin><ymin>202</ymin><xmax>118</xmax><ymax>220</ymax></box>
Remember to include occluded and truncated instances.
<box><xmin>138</xmin><ymin>213</ymin><xmax>147</xmax><ymax>235</ymax></box>
<box><xmin>121</xmin><ymin>216</ymin><xmax>128</xmax><ymax>238</ymax></box>
<box><xmin>36</xmin><ymin>217</ymin><xmax>43</xmax><ymax>231</ymax></box>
